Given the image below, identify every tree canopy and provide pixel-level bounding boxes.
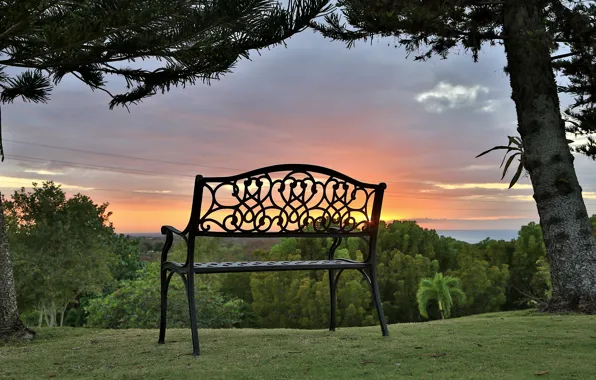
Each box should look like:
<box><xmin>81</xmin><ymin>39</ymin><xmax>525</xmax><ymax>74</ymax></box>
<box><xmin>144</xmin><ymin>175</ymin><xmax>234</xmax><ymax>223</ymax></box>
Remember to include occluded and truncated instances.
<box><xmin>3</xmin><ymin>181</ymin><xmax>115</xmax><ymax>327</ymax></box>
<box><xmin>0</xmin><ymin>0</ymin><xmax>334</xmax><ymax>160</ymax></box>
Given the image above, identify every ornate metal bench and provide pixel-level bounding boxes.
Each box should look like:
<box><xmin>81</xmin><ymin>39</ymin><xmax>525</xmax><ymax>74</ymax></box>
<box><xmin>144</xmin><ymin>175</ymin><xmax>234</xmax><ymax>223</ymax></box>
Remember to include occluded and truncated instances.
<box><xmin>158</xmin><ymin>164</ymin><xmax>388</xmax><ymax>356</ymax></box>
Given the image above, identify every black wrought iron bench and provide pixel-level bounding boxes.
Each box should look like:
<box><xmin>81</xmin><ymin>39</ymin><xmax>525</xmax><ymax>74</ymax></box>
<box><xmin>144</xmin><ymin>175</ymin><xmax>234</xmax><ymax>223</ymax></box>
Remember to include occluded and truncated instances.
<box><xmin>158</xmin><ymin>164</ymin><xmax>389</xmax><ymax>356</ymax></box>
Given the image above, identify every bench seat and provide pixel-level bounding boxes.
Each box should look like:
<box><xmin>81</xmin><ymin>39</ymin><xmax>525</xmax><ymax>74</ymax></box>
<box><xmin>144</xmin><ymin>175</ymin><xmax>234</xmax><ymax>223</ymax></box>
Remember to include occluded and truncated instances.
<box><xmin>164</xmin><ymin>258</ymin><xmax>368</xmax><ymax>274</ymax></box>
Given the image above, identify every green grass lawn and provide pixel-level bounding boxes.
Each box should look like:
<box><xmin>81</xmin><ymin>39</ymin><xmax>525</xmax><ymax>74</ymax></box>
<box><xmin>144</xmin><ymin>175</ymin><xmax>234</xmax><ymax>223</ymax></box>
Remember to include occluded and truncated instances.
<box><xmin>1</xmin><ymin>310</ymin><xmax>595</xmax><ymax>380</ymax></box>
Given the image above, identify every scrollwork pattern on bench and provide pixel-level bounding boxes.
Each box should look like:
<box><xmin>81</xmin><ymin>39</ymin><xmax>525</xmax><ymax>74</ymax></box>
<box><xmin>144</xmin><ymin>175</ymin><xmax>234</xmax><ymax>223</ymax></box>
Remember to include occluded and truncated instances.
<box><xmin>196</xmin><ymin>170</ymin><xmax>378</xmax><ymax>234</ymax></box>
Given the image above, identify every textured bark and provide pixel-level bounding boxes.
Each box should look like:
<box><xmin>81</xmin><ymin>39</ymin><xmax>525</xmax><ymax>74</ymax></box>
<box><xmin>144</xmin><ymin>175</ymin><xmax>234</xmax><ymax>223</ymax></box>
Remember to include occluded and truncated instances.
<box><xmin>503</xmin><ymin>0</ymin><xmax>596</xmax><ymax>313</ymax></box>
<box><xmin>0</xmin><ymin>192</ymin><xmax>35</xmax><ymax>340</ymax></box>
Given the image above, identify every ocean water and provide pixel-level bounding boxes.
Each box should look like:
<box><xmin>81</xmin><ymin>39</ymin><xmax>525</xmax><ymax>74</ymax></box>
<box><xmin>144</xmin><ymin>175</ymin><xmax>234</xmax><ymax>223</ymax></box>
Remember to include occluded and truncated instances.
<box><xmin>435</xmin><ymin>230</ymin><xmax>519</xmax><ymax>243</ymax></box>
<box><xmin>128</xmin><ymin>230</ymin><xmax>521</xmax><ymax>244</ymax></box>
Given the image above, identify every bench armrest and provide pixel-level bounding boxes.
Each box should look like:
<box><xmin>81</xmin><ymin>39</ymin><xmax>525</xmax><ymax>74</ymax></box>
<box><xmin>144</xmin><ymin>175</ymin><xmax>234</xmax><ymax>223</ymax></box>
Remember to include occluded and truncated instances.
<box><xmin>161</xmin><ymin>225</ymin><xmax>187</xmax><ymax>237</ymax></box>
<box><xmin>160</xmin><ymin>225</ymin><xmax>188</xmax><ymax>263</ymax></box>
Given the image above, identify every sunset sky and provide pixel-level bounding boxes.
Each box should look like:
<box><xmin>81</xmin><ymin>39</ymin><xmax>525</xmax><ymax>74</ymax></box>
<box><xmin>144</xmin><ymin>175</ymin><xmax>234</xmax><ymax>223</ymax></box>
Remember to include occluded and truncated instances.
<box><xmin>1</xmin><ymin>29</ymin><xmax>595</xmax><ymax>233</ymax></box>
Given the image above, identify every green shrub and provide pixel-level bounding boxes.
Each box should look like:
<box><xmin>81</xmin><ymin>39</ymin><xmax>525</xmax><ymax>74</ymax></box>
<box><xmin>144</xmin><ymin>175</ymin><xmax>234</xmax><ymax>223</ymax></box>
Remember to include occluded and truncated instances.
<box><xmin>85</xmin><ymin>262</ymin><xmax>244</xmax><ymax>329</ymax></box>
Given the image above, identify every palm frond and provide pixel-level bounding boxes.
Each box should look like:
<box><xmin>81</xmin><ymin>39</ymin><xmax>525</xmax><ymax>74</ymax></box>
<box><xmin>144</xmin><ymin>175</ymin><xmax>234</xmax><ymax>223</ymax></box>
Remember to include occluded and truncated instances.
<box><xmin>416</xmin><ymin>272</ymin><xmax>466</xmax><ymax>319</ymax></box>
<box><xmin>449</xmin><ymin>287</ymin><xmax>466</xmax><ymax>304</ymax></box>
<box><xmin>444</xmin><ymin>276</ymin><xmax>461</xmax><ymax>288</ymax></box>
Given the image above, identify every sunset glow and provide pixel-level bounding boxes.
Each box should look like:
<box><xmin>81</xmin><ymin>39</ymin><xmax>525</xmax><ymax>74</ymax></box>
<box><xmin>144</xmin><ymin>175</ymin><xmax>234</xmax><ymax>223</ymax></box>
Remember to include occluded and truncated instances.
<box><xmin>1</xmin><ymin>32</ymin><xmax>595</xmax><ymax>234</ymax></box>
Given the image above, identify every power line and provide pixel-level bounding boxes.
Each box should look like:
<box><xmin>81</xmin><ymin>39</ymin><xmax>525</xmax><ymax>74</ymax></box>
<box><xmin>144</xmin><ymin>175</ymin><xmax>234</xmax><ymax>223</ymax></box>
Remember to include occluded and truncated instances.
<box><xmin>3</xmin><ymin>131</ymin><xmax>593</xmax><ymax>222</ymax></box>
<box><xmin>0</xmin><ymin>162</ymin><xmax>534</xmax><ymax>206</ymax></box>
<box><xmin>4</xmin><ymin>147</ymin><xmax>596</xmax><ymax>210</ymax></box>
<box><xmin>5</xmin><ymin>143</ymin><xmax>401</xmax><ymax>184</ymax></box>
<box><xmin>7</xmin><ymin>154</ymin><xmax>196</xmax><ymax>179</ymax></box>
<box><xmin>6</xmin><ymin>138</ymin><xmax>514</xmax><ymax>187</ymax></box>
<box><xmin>3</xmin><ymin>178</ymin><xmax>592</xmax><ymax>214</ymax></box>
<box><xmin>12</xmin><ymin>138</ymin><xmax>596</xmax><ymax>207</ymax></box>
<box><xmin>6</xmin><ymin>152</ymin><xmax>535</xmax><ymax>192</ymax></box>
<box><xmin>4</xmin><ymin>138</ymin><xmax>242</xmax><ymax>172</ymax></box>
<box><xmin>3</xmin><ymin>157</ymin><xmax>596</xmax><ymax>209</ymax></box>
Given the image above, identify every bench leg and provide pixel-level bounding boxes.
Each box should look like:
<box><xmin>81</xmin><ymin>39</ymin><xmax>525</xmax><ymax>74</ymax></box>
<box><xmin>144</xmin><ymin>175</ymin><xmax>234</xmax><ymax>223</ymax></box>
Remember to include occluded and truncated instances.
<box><xmin>329</xmin><ymin>269</ymin><xmax>337</xmax><ymax>331</ymax></box>
<box><xmin>185</xmin><ymin>271</ymin><xmax>201</xmax><ymax>356</ymax></box>
<box><xmin>327</xmin><ymin>237</ymin><xmax>343</xmax><ymax>332</ymax></box>
<box><xmin>368</xmin><ymin>266</ymin><xmax>389</xmax><ymax>337</ymax></box>
<box><xmin>158</xmin><ymin>269</ymin><xmax>174</xmax><ymax>344</ymax></box>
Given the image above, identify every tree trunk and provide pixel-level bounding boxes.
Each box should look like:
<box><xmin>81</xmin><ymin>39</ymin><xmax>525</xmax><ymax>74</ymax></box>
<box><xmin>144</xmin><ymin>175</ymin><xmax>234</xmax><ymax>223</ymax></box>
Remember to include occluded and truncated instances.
<box><xmin>49</xmin><ymin>301</ymin><xmax>56</xmax><ymax>328</ymax></box>
<box><xmin>438</xmin><ymin>300</ymin><xmax>445</xmax><ymax>320</ymax></box>
<box><xmin>60</xmin><ymin>301</ymin><xmax>69</xmax><ymax>327</ymax></box>
<box><xmin>37</xmin><ymin>306</ymin><xmax>43</xmax><ymax>328</ymax></box>
<box><xmin>43</xmin><ymin>302</ymin><xmax>51</xmax><ymax>327</ymax></box>
<box><xmin>0</xmin><ymin>192</ymin><xmax>35</xmax><ymax>340</ymax></box>
<box><xmin>502</xmin><ymin>0</ymin><xmax>596</xmax><ymax>313</ymax></box>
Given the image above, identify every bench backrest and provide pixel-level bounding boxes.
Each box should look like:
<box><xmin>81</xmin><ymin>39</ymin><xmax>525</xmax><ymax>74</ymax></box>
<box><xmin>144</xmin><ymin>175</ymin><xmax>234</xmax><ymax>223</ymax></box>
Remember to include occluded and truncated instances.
<box><xmin>187</xmin><ymin>164</ymin><xmax>386</xmax><ymax>239</ymax></box>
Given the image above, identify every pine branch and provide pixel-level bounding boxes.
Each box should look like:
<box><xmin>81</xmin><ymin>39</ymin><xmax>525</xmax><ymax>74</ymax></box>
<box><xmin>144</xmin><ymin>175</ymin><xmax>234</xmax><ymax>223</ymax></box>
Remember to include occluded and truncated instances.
<box><xmin>0</xmin><ymin>0</ymin><xmax>334</xmax><ymax>165</ymax></box>
<box><xmin>0</xmin><ymin>0</ymin><xmax>63</xmax><ymax>41</ymax></box>
<box><xmin>0</xmin><ymin>0</ymin><xmax>333</xmax><ymax>108</ymax></box>
<box><xmin>552</xmin><ymin>51</ymin><xmax>580</xmax><ymax>60</ymax></box>
<box><xmin>0</xmin><ymin>70</ymin><xmax>52</xmax><ymax>103</ymax></box>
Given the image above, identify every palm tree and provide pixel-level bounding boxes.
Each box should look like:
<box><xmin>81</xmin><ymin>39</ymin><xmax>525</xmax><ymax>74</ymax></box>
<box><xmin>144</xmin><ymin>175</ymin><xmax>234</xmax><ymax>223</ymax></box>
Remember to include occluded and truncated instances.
<box><xmin>416</xmin><ymin>273</ymin><xmax>465</xmax><ymax>320</ymax></box>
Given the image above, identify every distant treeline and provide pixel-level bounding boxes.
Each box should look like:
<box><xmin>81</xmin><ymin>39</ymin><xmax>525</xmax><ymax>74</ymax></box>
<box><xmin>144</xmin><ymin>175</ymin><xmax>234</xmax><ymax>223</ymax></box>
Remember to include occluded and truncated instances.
<box><xmin>43</xmin><ymin>220</ymin><xmax>596</xmax><ymax>329</ymax></box>
<box><xmin>83</xmin><ymin>219</ymin><xmax>591</xmax><ymax>329</ymax></box>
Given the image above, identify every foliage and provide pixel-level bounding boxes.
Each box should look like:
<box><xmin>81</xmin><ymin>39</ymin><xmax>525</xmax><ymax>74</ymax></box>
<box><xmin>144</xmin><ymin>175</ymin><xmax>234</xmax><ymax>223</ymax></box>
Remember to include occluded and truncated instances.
<box><xmin>450</xmin><ymin>250</ymin><xmax>509</xmax><ymax>315</ymax></box>
<box><xmin>476</xmin><ymin>135</ymin><xmax>527</xmax><ymax>188</ymax></box>
<box><xmin>3</xmin><ymin>181</ymin><xmax>115</xmax><ymax>327</ymax></box>
<box><xmin>554</xmin><ymin>2</ymin><xmax>596</xmax><ymax>160</ymax></box>
<box><xmin>167</xmin><ymin>237</ymin><xmax>247</xmax><ymax>290</ymax></box>
<box><xmin>109</xmin><ymin>234</ymin><xmax>145</xmax><ymax>283</ymax></box>
<box><xmin>246</xmin><ymin>220</ymin><xmax>527</xmax><ymax>327</ymax></box>
<box><xmin>249</xmin><ymin>241</ymin><xmax>327</xmax><ymax>328</ymax></box>
<box><xmin>249</xmin><ymin>238</ymin><xmax>374</xmax><ymax>329</ymax></box>
<box><xmin>9</xmin><ymin>207</ymin><xmax>590</xmax><ymax>330</ymax></box>
<box><xmin>220</xmin><ymin>272</ymin><xmax>258</xmax><ymax>327</ymax></box>
<box><xmin>57</xmin><ymin>234</ymin><xmax>145</xmax><ymax>327</ymax></box>
<box><xmin>476</xmin><ymin>134</ymin><xmax>578</xmax><ymax>188</ymax></box>
<box><xmin>529</xmin><ymin>257</ymin><xmax>553</xmax><ymax>307</ymax></box>
<box><xmin>81</xmin><ymin>215</ymin><xmax>595</xmax><ymax>329</ymax></box>
<box><xmin>507</xmin><ymin>222</ymin><xmax>548</xmax><ymax>307</ymax></box>
<box><xmin>377</xmin><ymin>220</ymin><xmax>436</xmax><ymax>258</ymax></box>
<box><xmin>0</xmin><ymin>0</ymin><xmax>334</xmax><ymax>160</ymax></box>
<box><xmin>377</xmin><ymin>249</ymin><xmax>440</xmax><ymax>323</ymax></box>
<box><xmin>138</xmin><ymin>237</ymin><xmax>165</xmax><ymax>258</ymax></box>
<box><xmin>85</xmin><ymin>262</ymin><xmax>243</xmax><ymax>329</ymax></box>
<box><xmin>416</xmin><ymin>272</ymin><xmax>465</xmax><ymax>320</ymax></box>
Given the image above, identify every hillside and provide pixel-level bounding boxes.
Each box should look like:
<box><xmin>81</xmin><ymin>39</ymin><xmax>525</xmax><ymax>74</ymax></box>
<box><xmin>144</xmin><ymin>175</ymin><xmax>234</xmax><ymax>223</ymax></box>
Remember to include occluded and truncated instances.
<box><xmin>1</xmin><ymin>311</ymin><xmax>595</xmax><ymax>379</ymax></box>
